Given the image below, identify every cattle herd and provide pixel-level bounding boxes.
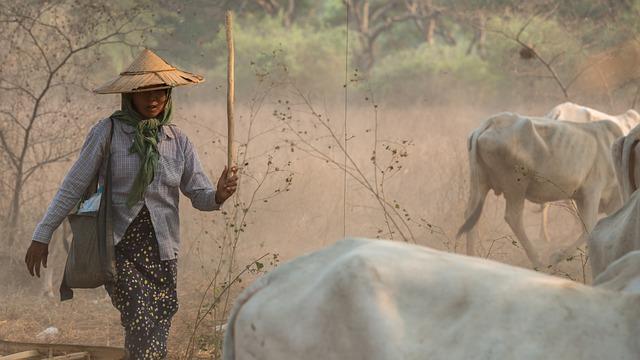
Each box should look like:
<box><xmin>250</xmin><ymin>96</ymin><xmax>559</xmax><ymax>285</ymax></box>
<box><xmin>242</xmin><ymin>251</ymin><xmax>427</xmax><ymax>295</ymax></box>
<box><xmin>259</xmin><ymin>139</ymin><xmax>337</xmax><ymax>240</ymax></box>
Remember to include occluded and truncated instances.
<box><xmin>222</xmin><ymin>102</ymin><xmax>640</xmax><ymax>359</ymax></box>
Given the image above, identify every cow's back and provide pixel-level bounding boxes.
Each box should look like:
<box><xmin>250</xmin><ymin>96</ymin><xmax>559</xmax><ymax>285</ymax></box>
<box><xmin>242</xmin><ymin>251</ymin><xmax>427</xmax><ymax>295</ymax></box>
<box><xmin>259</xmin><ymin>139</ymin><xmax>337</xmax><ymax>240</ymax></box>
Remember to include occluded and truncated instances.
<box><xmin>475</xmin><ymin>113</ymin><xmax>612</xmax><ymax>203</ymax></box>
<box><xmin>225</xmin><ymin>239</ymin><xmax>638</xmax><ymax>360</ymax></box>
<box><xmin>547</xmin><ymin>102</ymin><xmax>592</xmax><ymax>122</ymax></box>
<box><xmin>547</xmin><ymin>102</ymin><xmax>639</xmax><ymax>135</ymax></box>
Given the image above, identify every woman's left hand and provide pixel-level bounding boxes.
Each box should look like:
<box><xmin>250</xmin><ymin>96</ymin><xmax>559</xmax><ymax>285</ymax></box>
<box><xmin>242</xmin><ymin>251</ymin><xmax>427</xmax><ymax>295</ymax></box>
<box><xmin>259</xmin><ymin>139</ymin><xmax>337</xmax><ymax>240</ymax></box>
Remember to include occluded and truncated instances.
<box><xmin>215</xmin><ymin>166</ymin><xmax>239</xmax><ymax>204</ymax></box>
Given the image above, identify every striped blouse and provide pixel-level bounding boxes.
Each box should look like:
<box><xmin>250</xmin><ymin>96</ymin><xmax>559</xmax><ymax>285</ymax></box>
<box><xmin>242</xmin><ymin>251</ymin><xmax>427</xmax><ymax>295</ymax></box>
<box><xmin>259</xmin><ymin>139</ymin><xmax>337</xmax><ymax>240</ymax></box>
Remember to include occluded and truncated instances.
<box><xmin>32</xmin><ymin>117</ymin><xmax>220</xmax><ymax>260</ymax></box>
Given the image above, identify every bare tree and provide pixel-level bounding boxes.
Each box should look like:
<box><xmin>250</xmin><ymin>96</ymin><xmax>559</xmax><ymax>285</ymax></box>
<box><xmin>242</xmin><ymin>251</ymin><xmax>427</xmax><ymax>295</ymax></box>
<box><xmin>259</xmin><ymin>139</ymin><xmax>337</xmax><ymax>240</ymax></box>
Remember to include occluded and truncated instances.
<box><xmin>0</xmin><ymin>2</ymin><xmax>148</xmax><ymax>250</ymax></box>
<box><xmin>465</xmin><ymin>11</ymin><xmax>487</xmax><ymax>56</ymax></box>
<box><xmin>344</xmin><ymin>0</ymin><xmax>423</xmax><ymax>73</ymax></box>
<box><xmin>181</xmin><ymin>69</ymin><xmax>293</xmax><ymax>360</ymax></box>
<box><xmin>403</xmin><ymin>0</ymin><xmax>459</xmax><ymax>46</ymax></box>
<box><xmin>254</xmin><ymin>0</ymin><xmax>297</xmax><ymax>27</ymax></box>
<box><xmin>487</xmin><ymin>5</ymin><xmax>572</xmax><ymax>100</ymax></box>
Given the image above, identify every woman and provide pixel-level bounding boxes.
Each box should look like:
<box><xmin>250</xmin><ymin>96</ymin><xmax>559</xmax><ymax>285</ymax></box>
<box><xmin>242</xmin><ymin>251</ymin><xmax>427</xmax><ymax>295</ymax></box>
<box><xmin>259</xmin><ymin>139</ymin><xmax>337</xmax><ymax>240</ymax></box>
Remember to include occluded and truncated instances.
<box><xmin>24</xmin><ymin>49</ymin><xmax>237</xmax><ymax>359</ymax></box>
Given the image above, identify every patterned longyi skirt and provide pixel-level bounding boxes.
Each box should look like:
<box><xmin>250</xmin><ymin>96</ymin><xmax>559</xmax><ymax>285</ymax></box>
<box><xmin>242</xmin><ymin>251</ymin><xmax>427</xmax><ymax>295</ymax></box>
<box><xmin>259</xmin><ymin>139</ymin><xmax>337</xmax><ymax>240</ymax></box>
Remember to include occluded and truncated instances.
<box><xmin>107</xmin><ymin>205</ymin><xmax>178</xmax><ymax>360</ymax></box>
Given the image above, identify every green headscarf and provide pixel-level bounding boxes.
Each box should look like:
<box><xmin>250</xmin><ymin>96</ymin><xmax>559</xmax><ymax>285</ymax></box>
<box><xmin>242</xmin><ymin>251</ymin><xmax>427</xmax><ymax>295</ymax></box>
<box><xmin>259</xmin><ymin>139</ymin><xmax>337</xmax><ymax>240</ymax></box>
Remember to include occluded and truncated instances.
<box><xmin>111</xmin><ymin>89</ymin><xmax>173</xmax><ymax>208</ymax></box>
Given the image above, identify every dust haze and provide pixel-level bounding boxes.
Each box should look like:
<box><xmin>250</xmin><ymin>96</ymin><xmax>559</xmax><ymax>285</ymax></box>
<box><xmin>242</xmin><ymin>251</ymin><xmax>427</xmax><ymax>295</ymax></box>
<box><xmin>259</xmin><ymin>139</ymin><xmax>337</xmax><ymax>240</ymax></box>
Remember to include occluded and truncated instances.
<box><xmin>1</xmin><ymin>1</ymin><xmax>638</xmax><ymax>358</ymax></box>
<box><xmin>1</xmin><ymin>91</ymin><xmax>603</xmax><ymax>355</ymax></box>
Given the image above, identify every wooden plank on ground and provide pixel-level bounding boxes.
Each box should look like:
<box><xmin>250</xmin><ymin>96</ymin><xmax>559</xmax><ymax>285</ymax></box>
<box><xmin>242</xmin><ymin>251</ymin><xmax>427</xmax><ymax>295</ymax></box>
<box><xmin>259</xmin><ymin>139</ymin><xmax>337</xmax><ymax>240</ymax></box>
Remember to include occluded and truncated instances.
<box><xmin>50</xmin><ymin>351</ymin><xmax>89</xmax><ymax>359</ymax></box>
<box><xmin>0</xmin><ymin>340</ymin><xmax>124</xmax><ymax>360</ymax></box>
<box><xmin>0</xmin><ymin>350</ymin><xmax>41</xmax><ymax>360</ymax></box>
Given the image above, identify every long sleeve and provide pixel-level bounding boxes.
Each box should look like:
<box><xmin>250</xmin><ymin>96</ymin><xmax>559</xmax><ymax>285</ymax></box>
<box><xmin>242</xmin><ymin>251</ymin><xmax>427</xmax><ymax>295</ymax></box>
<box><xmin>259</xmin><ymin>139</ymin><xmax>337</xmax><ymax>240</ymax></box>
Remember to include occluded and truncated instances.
<box><xmin>179</xmin><ymin>136</ymin><xmax>221</xmax><ymax>211</ymax></box>
<box><xmin>32</xmin><ymin>120</ymin><xmax>109</xmax><ymax>244</ymax></box>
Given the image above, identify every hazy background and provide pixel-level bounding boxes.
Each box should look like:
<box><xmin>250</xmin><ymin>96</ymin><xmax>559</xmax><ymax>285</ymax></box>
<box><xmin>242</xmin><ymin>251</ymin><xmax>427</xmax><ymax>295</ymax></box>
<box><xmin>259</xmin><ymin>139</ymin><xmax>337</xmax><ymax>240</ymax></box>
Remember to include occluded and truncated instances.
<box><xmin>1</xmin><ymin>1</ymin><xmax>639</xmax><ymax>358</ymax></box>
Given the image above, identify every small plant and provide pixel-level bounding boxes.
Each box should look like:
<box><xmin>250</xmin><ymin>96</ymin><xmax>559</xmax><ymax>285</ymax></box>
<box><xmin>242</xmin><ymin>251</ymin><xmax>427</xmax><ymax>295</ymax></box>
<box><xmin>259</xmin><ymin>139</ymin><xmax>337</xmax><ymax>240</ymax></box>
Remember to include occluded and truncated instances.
<box><xmin>181</xmin><ymin>59</ymin><xmax>292</xmax><ymax>360</ymax></box>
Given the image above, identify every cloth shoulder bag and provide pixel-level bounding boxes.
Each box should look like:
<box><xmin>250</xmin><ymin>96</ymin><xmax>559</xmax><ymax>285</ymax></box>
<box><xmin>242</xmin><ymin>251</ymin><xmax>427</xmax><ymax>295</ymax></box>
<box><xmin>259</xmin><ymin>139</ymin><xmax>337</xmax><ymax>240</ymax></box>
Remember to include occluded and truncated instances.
<box><xmin>60</xmin><ymin>118</ymin><xmax>116</xmax><ymax>301</ymax></box>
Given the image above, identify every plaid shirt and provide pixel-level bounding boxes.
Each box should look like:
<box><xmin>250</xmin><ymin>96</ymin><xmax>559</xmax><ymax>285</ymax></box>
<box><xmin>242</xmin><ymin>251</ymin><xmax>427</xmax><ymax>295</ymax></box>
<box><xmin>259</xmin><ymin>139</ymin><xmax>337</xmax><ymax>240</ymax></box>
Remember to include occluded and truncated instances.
<box><xmin>32</xmin><ymin>117</ymin><xmax>220</xmax><ymax>260</ymax></box>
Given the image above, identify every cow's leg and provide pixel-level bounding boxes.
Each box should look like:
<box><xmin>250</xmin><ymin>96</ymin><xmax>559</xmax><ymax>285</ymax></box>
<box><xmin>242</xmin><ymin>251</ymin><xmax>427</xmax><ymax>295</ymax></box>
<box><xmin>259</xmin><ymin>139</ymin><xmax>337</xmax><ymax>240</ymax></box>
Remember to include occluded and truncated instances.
<box><xmin>504</xmin><ymin>195</ymin><xmax>542</xmax><ymax>268</ymax></box>
<box><xmin>62</xmin><ymin>219</ymin><xmax>71</xmax><ymax>252</ymax></box>
<box><xmin>551</xmin><ymin>191</ymin><xmax>600</xmax><ymax>265</ymax></box>
<box><xmin>42</xmin><ymin>229</ymin><xmax>57</xmax><ymax>298</ymax></box>
<box><xmin>42</xmin><ymin>267</ymin><xmax>55</xmax><ymax>298</ymax></box>
<box><xmin>538</xmin><ymin>203</ymin><xmax>550</xmax><ymax>243</ymax></box>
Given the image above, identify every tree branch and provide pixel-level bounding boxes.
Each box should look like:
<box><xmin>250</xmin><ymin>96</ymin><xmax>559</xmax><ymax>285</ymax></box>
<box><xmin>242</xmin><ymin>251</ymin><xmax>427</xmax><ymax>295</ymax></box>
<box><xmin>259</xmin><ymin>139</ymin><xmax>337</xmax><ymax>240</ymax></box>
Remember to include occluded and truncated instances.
<box><xmin>19</xmin><ymin>21</ymin><xmax>52</xmax><ymax>73</ymax></box>
<box><xmin>0</xmin><ymin>82</ymin><xmax>37</xmax><ymax>100</ymax></box>
<box><xmin>23</xmin><ymin>147</ymin><xmax>79</xmax><ymax>183</ymax></box>
<box><xmin>0</xmin><ymin>127</ymin><xmax>19</xmax><ymax>169</ymax></box>
<box><xmin>488</xmin><ymin>6</ymin><xmax>569</xmax><ymax>100</ymax></box>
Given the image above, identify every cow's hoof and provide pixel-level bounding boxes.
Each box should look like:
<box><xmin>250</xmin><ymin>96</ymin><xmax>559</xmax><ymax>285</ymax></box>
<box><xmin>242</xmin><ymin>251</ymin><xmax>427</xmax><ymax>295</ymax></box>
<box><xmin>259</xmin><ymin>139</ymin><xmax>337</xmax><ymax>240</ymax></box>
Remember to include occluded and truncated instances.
<box><xmin>531</xmin><ymin>259</ymin><xmax>545</xmax><ymax>270</ymax></box>
<box><xmin>550</xmin><ymin>251</ymin><xmax>567</xmax><ymax>265</ymax></box>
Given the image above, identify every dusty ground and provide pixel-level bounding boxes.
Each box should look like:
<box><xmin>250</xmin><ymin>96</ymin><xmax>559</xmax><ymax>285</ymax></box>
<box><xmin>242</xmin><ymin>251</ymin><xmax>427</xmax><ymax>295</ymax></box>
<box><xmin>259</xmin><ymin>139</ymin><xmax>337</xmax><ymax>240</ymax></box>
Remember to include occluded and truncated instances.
<box><xmin>1</xmin><ymin>99</ymin><xmax>600</xmax><ymax>358</ymax></box>
<box><xmin>0</xmin><ymin>260</ymin><xmax>264</xmax><ymax>359</ymax></box>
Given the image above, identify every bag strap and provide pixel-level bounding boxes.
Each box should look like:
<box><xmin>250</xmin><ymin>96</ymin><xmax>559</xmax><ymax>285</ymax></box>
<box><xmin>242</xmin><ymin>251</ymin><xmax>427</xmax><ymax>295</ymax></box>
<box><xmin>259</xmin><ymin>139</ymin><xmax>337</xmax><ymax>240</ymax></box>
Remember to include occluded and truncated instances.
<box><xmin>81</xmin><ymin>119</ymin><xmax>115</xmax><ymax>200</ymax></box>
<box><xmin>104</xmin><ymin>118</ymin><xmax>115</xmax><ymax>181</ymax></box>
<box><xmin>101</xmin><ymin>118</ymin><xmax>116</xmax><ymax>283</ymax></box>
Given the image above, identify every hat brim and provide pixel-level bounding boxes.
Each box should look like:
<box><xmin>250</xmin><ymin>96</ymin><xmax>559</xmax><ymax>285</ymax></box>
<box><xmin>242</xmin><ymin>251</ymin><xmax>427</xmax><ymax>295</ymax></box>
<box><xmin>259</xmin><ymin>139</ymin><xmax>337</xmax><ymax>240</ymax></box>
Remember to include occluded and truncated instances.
<box><xmin>94</xmin><ymin>69</ymin><xmax>204</xmax><ymax>94</ymax></box>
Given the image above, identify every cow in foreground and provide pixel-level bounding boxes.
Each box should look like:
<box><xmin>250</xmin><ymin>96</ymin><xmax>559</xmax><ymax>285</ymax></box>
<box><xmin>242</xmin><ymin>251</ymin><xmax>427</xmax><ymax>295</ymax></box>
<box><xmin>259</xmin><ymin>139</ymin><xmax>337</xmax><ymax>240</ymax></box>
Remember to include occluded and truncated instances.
<box><xmin>223</xmin><ymin>238</ymin><xmax>640</xmax><ymax>360</ymax></box>
<box><xmin>457</xmin><ymin>112</ymin><xmax>622</xmax><ymax>267</ymax></box>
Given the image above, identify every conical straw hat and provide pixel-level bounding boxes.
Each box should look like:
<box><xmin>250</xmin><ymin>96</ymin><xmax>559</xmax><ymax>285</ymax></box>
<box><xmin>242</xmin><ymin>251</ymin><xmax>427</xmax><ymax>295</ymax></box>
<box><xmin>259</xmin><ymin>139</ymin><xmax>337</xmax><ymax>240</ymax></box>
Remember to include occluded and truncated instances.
<box><xmin>94</xmin><ymin>49</ymin><xmax>204</xmax><ymax>94</ymax></box>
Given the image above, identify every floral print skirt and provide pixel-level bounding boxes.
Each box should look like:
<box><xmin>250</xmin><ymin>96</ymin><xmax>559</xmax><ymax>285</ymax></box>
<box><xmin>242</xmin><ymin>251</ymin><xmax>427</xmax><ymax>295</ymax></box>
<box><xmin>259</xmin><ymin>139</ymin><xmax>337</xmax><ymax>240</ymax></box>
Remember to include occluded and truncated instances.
<box><xmin>107</xmin><ymin>205</ymin><xmax>178</xmax><ymax>360</ymax></box>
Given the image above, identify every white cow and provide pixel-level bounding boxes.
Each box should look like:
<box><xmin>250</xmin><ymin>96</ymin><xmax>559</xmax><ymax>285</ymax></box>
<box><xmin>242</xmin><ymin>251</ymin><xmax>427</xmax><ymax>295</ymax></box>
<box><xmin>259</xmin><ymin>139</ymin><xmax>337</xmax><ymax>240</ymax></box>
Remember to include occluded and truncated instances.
<box><xmin>546</xmin><ymin>102</ymin><xmax>640</xmax><ymax>135</ymax></box>
<box><xmin>457</xmin><ymin>112</ymin><xmax>622</xmax><ymax>267</ymax></box>
<box><xmin>537</xmin><ymin>103</ymin><xmax>640</xmax><ymax>243</ymax></box>
<box><xmin>588</xmin><ymin>124</ymin><xmax>640</xmax><ymax>280</ymax></box>
<box><xmin>223</xmin><ymin>238</ymin><xmax>640</xmax><ymax>360</ymax></box>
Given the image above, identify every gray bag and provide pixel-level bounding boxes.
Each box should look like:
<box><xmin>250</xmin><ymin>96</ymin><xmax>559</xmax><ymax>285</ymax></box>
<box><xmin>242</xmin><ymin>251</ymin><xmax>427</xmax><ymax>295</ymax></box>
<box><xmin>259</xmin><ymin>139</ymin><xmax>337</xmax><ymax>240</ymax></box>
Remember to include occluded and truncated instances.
<box><xmin>60</xmin><ymin>118</ymin><xmax>116</xmax><ymax>301</ymax></box>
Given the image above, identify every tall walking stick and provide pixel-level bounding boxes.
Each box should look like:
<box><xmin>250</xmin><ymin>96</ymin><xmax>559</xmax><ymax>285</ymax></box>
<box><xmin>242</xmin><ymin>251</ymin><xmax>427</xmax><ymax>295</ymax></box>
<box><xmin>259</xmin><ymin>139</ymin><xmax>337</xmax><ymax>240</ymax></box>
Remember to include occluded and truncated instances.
<box><xmin>226</xmin><ymin>11</ymin><xmax>236</xmax><ymax>175</ymax></box>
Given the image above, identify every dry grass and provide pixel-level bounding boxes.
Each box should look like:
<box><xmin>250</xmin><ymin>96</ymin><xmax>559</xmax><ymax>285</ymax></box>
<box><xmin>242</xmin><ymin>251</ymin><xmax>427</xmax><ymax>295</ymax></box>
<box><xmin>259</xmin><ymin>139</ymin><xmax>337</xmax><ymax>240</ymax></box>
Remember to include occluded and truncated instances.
<box><xmin>0</xmin><ymin>273</ymin><xmax>259</xmax><ymax>359</ymax></box>
<box><xmin>0</xmin><ymin>289</ymin><xmax>121</xmax><ymax>349</ymax></box>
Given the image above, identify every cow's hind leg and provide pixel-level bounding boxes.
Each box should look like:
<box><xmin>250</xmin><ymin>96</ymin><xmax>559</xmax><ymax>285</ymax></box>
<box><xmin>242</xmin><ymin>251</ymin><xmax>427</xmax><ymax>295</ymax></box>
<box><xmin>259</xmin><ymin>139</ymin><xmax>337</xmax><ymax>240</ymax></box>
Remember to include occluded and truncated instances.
<box><xmin>538</xmin><ymin>203</ymin><xmax>551</xmax><ymax>243</ymax></box>
<box><xmin>551</xmin><ymin>190</ymin><xmax>601</xmax><ymax>265</ymax></box>
<box><xmin>505</xmin><ymin>195</ymin><xmax>542</xmax><ymax>268</ymax></box>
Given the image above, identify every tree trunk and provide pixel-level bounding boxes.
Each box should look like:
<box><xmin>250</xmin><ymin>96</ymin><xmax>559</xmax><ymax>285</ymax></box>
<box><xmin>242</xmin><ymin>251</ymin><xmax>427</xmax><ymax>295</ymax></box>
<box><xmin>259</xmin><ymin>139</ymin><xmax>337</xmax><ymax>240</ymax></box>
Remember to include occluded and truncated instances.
<box><xmin>356</xmin><ymin>35</ymin><xmax>376</xmax><ymax>74</ymax></box>
<box><xmin>425</xmin><ymin>15</ymin><xmax>436</xmax><ymax>44</ymax></box>
<box><xmin>282</xmin><ymin>0</ymin><xmax>295</xmax><ymax>28</ymax></box>
<box><xmin>7</xmin><ymin>172</ymin><xmax>23</xmax><ymax>248</ymax></box>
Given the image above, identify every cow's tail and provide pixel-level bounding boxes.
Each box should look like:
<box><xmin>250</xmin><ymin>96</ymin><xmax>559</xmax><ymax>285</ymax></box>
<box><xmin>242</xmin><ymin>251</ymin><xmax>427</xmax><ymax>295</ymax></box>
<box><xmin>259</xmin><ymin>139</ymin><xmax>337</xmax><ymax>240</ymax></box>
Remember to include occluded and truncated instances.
<box><xmin>222</xmin><ymin>275</ymin><xmax>270</xmax><ymax>360</ymax></box>
<box><xmin>457</xmin><ymin>121</ymin><xmax>492</xmax><ymax>238</ymax></box>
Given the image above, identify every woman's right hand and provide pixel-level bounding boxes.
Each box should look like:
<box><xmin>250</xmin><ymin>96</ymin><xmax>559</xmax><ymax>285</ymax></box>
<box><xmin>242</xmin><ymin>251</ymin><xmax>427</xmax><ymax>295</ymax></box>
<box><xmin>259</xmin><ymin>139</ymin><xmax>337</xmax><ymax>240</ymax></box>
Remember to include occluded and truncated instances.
<box><xmin>25</xmin><ymin>241</ymin><xmax>49</xmax><ymax>277</ymax></box>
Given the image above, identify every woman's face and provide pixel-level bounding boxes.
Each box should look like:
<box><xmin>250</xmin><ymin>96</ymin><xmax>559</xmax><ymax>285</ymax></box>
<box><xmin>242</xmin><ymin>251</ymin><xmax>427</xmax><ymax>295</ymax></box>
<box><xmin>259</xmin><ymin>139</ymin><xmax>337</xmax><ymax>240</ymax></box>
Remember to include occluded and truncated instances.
<box><xmin>131</xmin><ymin>89</ymin><xmax>168</xmax><ymax>119</ymax></box>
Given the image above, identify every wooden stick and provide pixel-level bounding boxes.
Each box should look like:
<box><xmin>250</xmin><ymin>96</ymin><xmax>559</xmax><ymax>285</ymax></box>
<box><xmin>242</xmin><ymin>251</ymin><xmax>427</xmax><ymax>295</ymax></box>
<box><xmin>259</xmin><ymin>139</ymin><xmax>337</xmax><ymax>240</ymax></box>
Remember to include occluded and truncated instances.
<box><xmin>0</xmin><ymin>340</ymin><xmax>124</xmax><ymax>360</ymax></box>
<box><xmin>0</xmin><ymin>350</ymin><xmax>40</xmax><ymax>360</ymax></box>
<box><xmin>50</xmin><ymin>352</ymin><xmax>90</xmax><ymax>360</ymax></box>
<box><xmin>226</xmin><ymin>11</ymin><xmax>236</xmax><ymax>175</ymax></box>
